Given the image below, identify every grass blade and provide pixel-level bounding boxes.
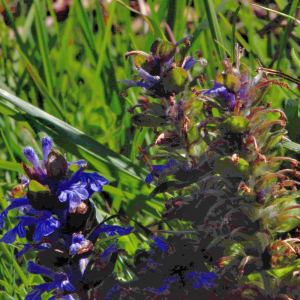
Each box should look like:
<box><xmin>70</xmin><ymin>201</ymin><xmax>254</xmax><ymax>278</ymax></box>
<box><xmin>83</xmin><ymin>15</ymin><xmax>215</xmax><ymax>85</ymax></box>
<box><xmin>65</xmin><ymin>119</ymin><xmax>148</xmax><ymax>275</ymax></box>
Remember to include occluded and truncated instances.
<box><xmin>203</xmin><ymin>0</ymin><xmax>226</xmax><ymax>60</ymax></box>
<box><xmin>231</xmin><ymin>5</ymin><xmax>241</xmax><ymax>60</ymax></box>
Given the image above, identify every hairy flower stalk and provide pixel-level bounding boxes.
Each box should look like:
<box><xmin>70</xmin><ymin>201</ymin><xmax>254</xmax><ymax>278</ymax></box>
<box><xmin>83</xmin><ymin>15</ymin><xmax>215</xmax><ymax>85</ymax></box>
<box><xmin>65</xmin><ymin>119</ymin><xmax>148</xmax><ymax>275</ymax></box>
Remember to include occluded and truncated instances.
<box><xmin>119</xmin><ymin>39</ymin><xmax>300</xmax><ymax>299</ymax></box>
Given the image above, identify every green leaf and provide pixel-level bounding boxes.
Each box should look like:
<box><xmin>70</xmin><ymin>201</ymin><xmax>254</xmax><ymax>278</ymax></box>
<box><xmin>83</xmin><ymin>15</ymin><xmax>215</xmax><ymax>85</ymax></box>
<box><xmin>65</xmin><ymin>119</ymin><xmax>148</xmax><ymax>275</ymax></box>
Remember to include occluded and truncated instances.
<box><xmin>28</xmin><ymin>180</ymin><xmax>50</xmax><ymax>193</ymax></box>
<box><xmin>215</xmin><ymin>156</ymin><xmax>250</xmax><ymax>179</ymax></box>
<box><xmin>216</xmin><ymin>74</ymin><xmax>241</xmax><ymax>93</ymax></box>
<box><xmin>266</xmin><ymin>263</ymin><xmax>300</xmax><ymax>278</ymax></box>
<box><xmin>131</xmin><ymin>114</ymin><xmax>170</xmax><ymax>127</ymax></box>
<box><xmin>221</xmin><ymin>116</ymin><xmax>250</xmax><ymax>133</ymax></box>
<box><xmin>162</xmin><ymin>67</ymin><xmax>189</xmax><ymax>94</ymax></box>
<box><xmin>291</xmin><ymin>48</ymin><xmax>300</xmax><ymax>68</ymax></box>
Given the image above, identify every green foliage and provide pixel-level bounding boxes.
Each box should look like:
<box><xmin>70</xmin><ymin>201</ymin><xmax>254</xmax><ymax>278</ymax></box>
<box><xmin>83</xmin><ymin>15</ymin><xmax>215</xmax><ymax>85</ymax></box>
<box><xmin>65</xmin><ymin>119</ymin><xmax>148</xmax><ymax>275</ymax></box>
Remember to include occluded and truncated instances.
<box><xmin>0</xmin><ymin>0</ymin><xmax>300</xmax><ymax>298</ymax></box>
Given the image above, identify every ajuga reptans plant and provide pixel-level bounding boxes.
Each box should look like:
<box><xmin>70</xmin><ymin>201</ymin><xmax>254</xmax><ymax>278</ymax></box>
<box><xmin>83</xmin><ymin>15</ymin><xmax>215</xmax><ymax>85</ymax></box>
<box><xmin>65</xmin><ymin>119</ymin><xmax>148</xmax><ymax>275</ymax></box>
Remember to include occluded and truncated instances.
<box><xmin>2</xmin><ymin>36</ymin><xmax>300</xmax><ymax>300</ymax></box>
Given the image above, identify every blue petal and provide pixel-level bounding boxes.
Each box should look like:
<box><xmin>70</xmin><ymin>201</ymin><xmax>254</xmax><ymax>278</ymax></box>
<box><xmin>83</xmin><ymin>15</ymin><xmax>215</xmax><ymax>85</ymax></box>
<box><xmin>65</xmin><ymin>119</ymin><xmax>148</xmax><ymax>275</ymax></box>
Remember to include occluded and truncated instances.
<box><xmin>0</xmin><ymin>197</ymin><xmax>30</xmax><ymax>229</ymax></box>
<box><xmin>203</xmin><ymin>82</ymin><xmax>228</xmax><ymax>98</ymax></box>
<box><xmin>41</xmin><ymin>136</ymin><xmax>53</xmax><ymax>166</ymax></box>
<box><xmin>25</xmin><ymin>283</ymin><xmax>50</xmax><ymax>300</ymax></box>
<box><xmin>137</xmin><ymin>67</ymin><xmax>158</xmax><ymax>86</ymax></box>
<box><xmin>145</xmin><ymin>172</ymin><xmax>154</xmax><ymax>184</ymax></box>
<box><xmin>103</xmin><ymin>285</ymin><xmax>123</xmax><ymax>300</ymax></box>
<box><xmin>33</xmin><ymin>215</ymin><xmax>60</xmax><ymax>242</ymax></box>
<box><xmin>119</xmin><ymin>79</ymin><xmax>150</xmax><ymax>88</ymax></box>
<box><xmin>0</xmin><ymin>227</ymin><xmax>18</xmax><ymax>244</ymax></box>
<box><xmin>58</xmin><ymin>191</ymin><xmax>68</xmax><ymax>202</ymax></box>
<box><xmin>100</xmin><ymin>240</ymin><xmax>118</xmax><ymax>263</ymax></box>
<box><xmin>23</xmin><ymin>147</ymin><xmax>43</xmax><ymax>174</ymax></box>
<box><xmin>183</xmin><ymin>57</ymin><xmax>199</xmax><ymax>70</ymax></box>
<box><xmin>152</xmin><ymin>235</ymin><xmax>168</xmax><ymax>252</ymax></box>
<box><xmin>27</xmin><ymin>261</ymin><xmax>55</xmax><ymax>280</ymax></box>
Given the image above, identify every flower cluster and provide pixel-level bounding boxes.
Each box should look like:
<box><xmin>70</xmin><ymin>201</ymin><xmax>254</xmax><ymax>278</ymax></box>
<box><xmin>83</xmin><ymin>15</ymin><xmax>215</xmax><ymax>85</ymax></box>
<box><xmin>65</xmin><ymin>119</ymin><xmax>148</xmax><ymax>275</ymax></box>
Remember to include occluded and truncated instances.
<box><xmin>120</xmin><ymin>39</ymin><xmax>300</xmax><ymax>299</ymax></box>
<box><xmin>3</xmin><ymin>36</ymin><xmax>300</xmax><ymax>300</ymax></box>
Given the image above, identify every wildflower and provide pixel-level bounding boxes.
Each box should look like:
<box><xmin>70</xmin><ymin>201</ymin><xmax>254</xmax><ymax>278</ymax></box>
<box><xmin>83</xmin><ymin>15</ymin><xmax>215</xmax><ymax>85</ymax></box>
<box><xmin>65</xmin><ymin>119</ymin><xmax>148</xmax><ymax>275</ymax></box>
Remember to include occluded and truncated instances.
<box><xmin>103</xmin><ymin>285</ymin><xmax>123</xmax><ymax>300</ymax></box>
<box><xmin>146</xmin><ymin>277</ymin><xmax>177</xmax><ymax>295</ymax></box>
<box><xmin>202</xmin><ymin>81</ymin><xmax>236</xmax><ymax>110</ymax></box>
<box><xmin>69</xmin><ymin>232</ymin><xmax>93</xmax><ymax>255</ymax></box>
<box><xmin>120</xmin><ymin>36</ymin><xmax>206</xmax><ymax>98</ymax></box>
<box><xmin>0</xmin><ymin>211</ymin><xmax>61</xmax><ymax>244</ymax></box>
<box><xmin>187</xmin><ymin>271</ymin><xmax>217</xmax><ymax>289</ymax></box>
<box><xmin>145</xmin><ymin>158</ymin><xmax>179</xmax><ymax>184</ymax></box>
<box><xmin>152</xmin><ymin>235</ymin><xmax>168</xmax><ymax>252</ymax></box>
<box><xmin>25</xmin><ymin>261</ymin><xmax>76</xmax><ymax>300</ymax></box>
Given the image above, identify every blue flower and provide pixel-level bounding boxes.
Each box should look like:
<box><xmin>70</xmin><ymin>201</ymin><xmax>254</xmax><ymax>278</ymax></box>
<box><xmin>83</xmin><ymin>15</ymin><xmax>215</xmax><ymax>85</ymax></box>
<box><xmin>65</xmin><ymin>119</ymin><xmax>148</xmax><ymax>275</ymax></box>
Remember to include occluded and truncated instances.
<box><xmin>100</xmin><ymin>240</ymin><xmax>118</xmax><ymax>264</ymax></box>
<box><xmin>0</xmin><ymin>211</ymin><xmax>60</xmax><ymax>244</ymax></box>
<box><xmin>146</xmin><ymin>277</ymin><xmax>177</xmax><ymax>295</ymax></box>
<box><xmin>187</xmin><ymin>271</ymin><xmax>217</xmax><ymax>289</ymax></box>
<box><xmin>152</xmin><ymin>235</ymin><xmax>168</xmax><ymax>252</ymax></box>
<box><xmin>41</xmin><ymin>136</ymin><xmax>53</xmax><ymax>167</ymax></box>
<box><xmin>145</xmin><ymin>158</ymin><xmax>179</xmax><ymax>184</ymax></box>
<box><xmin>16</xmin><ymin>243</ymin><xmax>51</xmax><ymax>258</ymax></box>
<box><xmin>88</xmin><ymin>224</ymin><xmax>133</xmax><ymax>241</ymax></box>
<box><xmin>79</xmin><ymin>171</ymin><xmax>109</xmax><ymax>197</ymax></box>
<box><xmin>23</xmin><ymin>147</ymin><xmax>45</xmax><ymax>177</ymax></box>
<box><xmin>26</xmin><ymin>261</ymin><xmax>76</xmax><ymax>300</ymax></box>
<box><xmin>183</xmin><ymin>51</ymin><xmax>207</xmax><ymax>71</ymax></box>
<box><xmin>203</xmin><ymin>81</ymin><xmax>236</xmax><ymax>110</ymax></box>
<box><xmin>57</xmin><ymin>170</ymin><xmax>89</xmax><ymax>210</ymax></box>
<box><xmin>103</xmin><ymin>285</ymin><xmax>123</xmax><ymax>300</ymax></box>
<box><xmin>32</xmin><ymin>211</ymin><xmax>61</xmax><ymax>241</ymax></box>
<box><xmin>119</xmin><ymin>66</ymin><xmax>159</xmax><ymax>94</ymax></box>
<box><xmin>0</xmin><ymin>196</ymin><xmax>31</xmax><ymax>229</ymax></box>
<box><xmin>69</xmin><ymin>232</ymin><xmax>94</xmax><ymax>255</ymax></box>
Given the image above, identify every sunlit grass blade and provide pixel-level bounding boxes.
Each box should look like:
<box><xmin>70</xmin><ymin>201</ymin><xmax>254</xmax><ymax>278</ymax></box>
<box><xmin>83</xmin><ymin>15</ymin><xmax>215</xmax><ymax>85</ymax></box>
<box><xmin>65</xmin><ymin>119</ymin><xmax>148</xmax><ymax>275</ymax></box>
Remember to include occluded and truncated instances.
<box><xmin>116</xmin><ymin>0</ymin><xmax>165</xmax><ymax>40</ymax></box>
<box><xmin>231</xmin><ymin>5</ymin><xmax>241</xmax><ymax>60</ymax></box>
<box><xmin>74</xmin><ymin>0</ymin><xmax>97</xmax><ymax>64</ymax></box>
<box><xmin>276</xmin><ymin>0</ymin><xmax>298</xmax><ymax>69</ymax></box>
<box><xmin>92</xmin><ymin>0</ymin><xmax>117</xmax><ymax>102</ymax></box>
<box><xmin>252</xmin><ymin>3</ymin><xmax>300</xmax><ymax>24</ymax></box>
<box><xmin>34</xmin><ymin>0</ymin><xmax>55</xmax><ymax>96</ymax></box>
<box><xmin>203</xmin><ymin>0</ymin><xmax>226</xmax><ymax>60</ymax></box>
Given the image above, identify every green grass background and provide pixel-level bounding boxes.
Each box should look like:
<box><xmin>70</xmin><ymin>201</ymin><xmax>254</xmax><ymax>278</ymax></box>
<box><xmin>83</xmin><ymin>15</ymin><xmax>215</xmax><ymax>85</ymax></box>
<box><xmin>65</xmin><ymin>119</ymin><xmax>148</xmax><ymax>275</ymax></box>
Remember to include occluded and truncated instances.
<box><xmin>0</xmin><ymin>0</ymin><xmax>299</xmax><ymax>298</ymax></box>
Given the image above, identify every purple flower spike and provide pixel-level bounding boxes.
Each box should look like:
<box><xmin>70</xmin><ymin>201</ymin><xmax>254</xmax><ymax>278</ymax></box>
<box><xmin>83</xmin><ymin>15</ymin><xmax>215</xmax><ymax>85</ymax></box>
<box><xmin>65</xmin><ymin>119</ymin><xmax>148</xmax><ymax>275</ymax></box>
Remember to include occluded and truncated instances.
<box><xmin>23</xmin><ymin>147</ymin><xmax>44</xmax><ymax>175</ymax></box>
<box><xmin>41</xmin><ymin>136</ymin><xmax>53</xmax><ymax>166</ymax></box>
